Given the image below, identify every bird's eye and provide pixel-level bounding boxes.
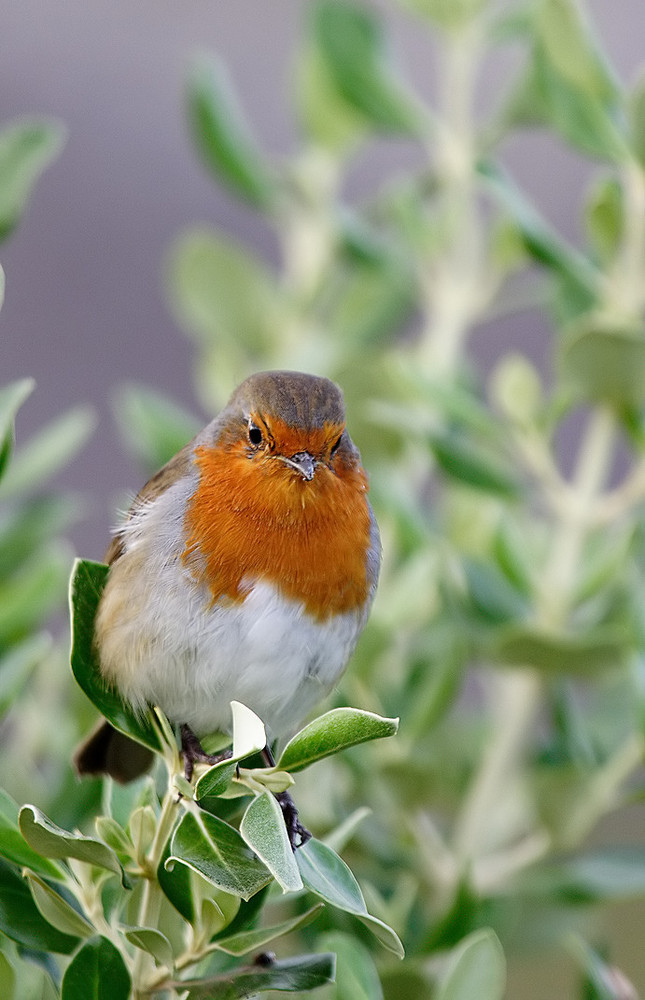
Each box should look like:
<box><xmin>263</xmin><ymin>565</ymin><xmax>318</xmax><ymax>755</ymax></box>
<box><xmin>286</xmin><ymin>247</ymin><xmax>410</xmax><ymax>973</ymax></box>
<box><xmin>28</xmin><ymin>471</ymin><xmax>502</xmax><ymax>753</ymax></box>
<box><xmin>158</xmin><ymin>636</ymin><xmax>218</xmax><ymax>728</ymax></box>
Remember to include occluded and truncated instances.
<box><xmin>330</xmin><ymin>433</ymin><xmax>343</xmax><ymax>458</ymax></box>
<box><xmin>248</xmin><ymin>422</ymin><xmax>263</xmax><ymax>446</ymax></box>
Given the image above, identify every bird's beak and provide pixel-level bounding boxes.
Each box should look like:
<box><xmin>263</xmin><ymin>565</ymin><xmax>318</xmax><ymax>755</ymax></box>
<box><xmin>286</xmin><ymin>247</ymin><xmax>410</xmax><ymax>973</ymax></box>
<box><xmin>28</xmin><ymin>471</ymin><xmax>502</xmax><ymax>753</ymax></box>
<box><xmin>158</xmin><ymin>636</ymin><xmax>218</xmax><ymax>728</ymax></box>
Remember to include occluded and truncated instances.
<box><xmin>278</xmin><ymin>451</ymin><xmax>317</xmax><ymax>481</ymax></box>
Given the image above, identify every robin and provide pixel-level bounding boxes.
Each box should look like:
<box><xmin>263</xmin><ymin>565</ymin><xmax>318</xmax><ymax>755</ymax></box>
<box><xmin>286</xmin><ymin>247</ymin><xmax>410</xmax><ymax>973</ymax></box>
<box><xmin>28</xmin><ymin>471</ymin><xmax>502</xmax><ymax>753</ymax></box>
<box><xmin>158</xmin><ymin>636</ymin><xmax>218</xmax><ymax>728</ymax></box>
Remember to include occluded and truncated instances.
<box><xmin>74</xmin><ymin>370</ymin><xmax>380</xmax><ymax>843</ymax></box>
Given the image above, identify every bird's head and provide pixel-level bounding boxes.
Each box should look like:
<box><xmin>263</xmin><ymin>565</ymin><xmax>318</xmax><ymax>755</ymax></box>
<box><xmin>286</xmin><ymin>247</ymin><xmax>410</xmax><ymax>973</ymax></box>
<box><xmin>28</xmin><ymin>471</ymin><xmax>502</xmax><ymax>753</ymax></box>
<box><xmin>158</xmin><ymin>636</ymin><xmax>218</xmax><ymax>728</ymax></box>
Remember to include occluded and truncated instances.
<box><xmin>217</xmin><ymin>370</ymin><xmax>362</xmax><ymax>488</ymax></box>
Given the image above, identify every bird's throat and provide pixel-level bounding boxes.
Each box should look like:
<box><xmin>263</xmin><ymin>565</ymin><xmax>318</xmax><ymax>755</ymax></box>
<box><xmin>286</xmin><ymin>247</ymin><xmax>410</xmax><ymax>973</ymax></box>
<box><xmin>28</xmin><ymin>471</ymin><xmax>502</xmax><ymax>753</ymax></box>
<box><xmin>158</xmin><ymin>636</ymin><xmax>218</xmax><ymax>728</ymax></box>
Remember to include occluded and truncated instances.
<box><xmin>182</xmin><ymin>444</ymin><xmax>372</xmax><ymax>619</ymax></box>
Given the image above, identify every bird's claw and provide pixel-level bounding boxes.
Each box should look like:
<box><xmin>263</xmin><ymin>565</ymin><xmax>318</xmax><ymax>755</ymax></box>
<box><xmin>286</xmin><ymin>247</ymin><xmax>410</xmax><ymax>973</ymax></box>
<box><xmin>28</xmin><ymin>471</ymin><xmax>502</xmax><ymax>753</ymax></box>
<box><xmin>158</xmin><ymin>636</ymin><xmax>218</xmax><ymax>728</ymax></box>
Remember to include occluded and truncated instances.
<box><xmin>276</xmin><ymin>789</ymin><xmax>311</xmax><ymax>851</ymax></box>
<box><xmin>181</xmin><ymin>724</ymin><xmax>232</xmax><ymax>782</ymax></box>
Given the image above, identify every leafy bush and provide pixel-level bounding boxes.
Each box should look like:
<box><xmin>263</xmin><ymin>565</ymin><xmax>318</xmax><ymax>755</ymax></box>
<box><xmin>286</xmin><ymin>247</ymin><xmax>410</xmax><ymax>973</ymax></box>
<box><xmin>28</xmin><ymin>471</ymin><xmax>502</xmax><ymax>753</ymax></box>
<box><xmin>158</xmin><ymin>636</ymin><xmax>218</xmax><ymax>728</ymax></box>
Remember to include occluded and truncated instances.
<box><xmin>2</xmin><ymin>0</ymin><xmax>645</xmax><ymax>996</ymax></box>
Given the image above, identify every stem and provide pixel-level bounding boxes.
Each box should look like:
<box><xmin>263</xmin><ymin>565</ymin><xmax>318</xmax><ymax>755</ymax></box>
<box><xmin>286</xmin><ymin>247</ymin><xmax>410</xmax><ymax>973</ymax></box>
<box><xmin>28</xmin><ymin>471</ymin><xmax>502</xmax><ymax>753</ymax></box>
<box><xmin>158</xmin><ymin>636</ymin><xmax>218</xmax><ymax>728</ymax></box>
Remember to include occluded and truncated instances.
<box><xmin>280</xmin><ymin>148</ymin><xmax>339</xmax><ymax>306</ymax></box>
<box><xmin>416</xmin><ymin>21</ymin><xmax>489</xmax><ymax>375</ymax></box>
<box><xmin>537</xmin><ymin>407</ymin><xmax>615</xmax><ymax>626</ymax></box>
<box><xmin>604</xmin><ymin>158</ymin><xmax>645</xmax><ymax>317</ymax></box>
<box><xmin>131</xmin><ymin>781</ymin><xmax>181</xmax><ymax>998</ymax></box>
<box><xmin>453</xmin><ymin>407</ymin><xmax>616</xmax><ymax>873</ymax></box>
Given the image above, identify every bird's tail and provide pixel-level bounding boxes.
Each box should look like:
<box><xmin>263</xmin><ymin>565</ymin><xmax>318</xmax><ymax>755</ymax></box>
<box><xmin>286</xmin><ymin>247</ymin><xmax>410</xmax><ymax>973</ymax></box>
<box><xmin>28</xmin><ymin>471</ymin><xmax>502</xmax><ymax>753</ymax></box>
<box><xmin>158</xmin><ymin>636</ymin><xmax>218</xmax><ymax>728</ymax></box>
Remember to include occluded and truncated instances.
<box><xmin>74</xmin><ymin>720</ymin><xmax>154</xmax><ymax>783</ymax></box>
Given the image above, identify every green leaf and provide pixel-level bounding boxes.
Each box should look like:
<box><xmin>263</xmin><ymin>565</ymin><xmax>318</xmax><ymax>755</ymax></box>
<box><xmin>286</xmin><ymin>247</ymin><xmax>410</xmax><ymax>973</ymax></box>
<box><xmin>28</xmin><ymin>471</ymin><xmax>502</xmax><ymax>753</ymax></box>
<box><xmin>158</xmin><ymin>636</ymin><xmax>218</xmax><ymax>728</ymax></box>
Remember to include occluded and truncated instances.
<box><xmin>25</xmin><ymin>873</ymin><xmax>93</xmax><ymax>938</ymax></box>
<box><xmin>506</xmin><ymin>30</ymin><xmax>627</xmax><ymax>164</ymax></box>
<box><xmin>0</xmin><ymin>494</ymin><xmax>78</xmax><ymax>579</ymax></box>
<box><xmin>0</xmin><ymin>858</ymin><xmax>79</xmax><ymax>953</ymax></box>
<box><xmin>323</xmin><ymin>807</ymin><xmax>371</xmax><ymax>855</ymax></box>
<box><xmin>168</xmin><ymin>810</ymin><xmax>271</xmax><ymax>901</ymax></box>
<box><xmin>479</xmin><ymin>161</ymin><xmax>599</xmax><ymax>300</ymax></box>
<box><xmin>295</xmin><ymin>44</ymin><xmax>366</xmax><ymax>151</ymax></box>
<box><xmin>0</xmin><ymin>406</ymin><xmax>95</xmax><ymax>499</ymax></box>
<box><xmin>297</xmin><ymin>837</ymin><xmax>366</xmax><ymax>914</ymax></box>
<box><xmin>397</xmin><ymin>0</ymin><xmax>486</xmax><ymax>30</ymax></box>
<box><xmin>463</xmin><ymin>560</ymin><xmax>528</xmax><ymax>624</ymax></box>
<box><xmin>491</xmin><ymin>519</ymin><xmax>534</xmax><ymax>596</ymax></box>
<box><xmin>61</xmin><ymin>936</ymin><xmax>131</xmax><ymax>1000</ymax></box>
<box><xmin>195</xmin><ymin>757</ymin><xmax>238</xmax><ymax>800</ymax></box>
<box><xmin>0</xmin><ymin>543</ymin><xmax>71</xmax><ymax>645</ymax></box>
<box><xmin>181</xmin><ymin>953</ymin><xmax>336</xmax><ymax>997</ymax></box>
<box><xmin>94</xmin><ymin>817</ymin><xmax>134</xmax><ymax>859</ymax></box>
<box><xmin>569</xmin><ymin>936</ymin><xmax>635</xmax><ymax>1000</ymax></box>
<box><xmin>429</xmin><ymin>430</ymin><xmax>521</xmax><ymax>498</ymax></box>
<box><xmin>167</xmin><ymin>227</ymin><xmax>280</xmax><ymax>349</ymax></box>
<box><xmin>325</xmin><ymin>257</ymin><xmax>416</xmax><ymax>346</ymax></box>
<box><xmin>0</xmin><ymin>634</ymin><xmax>51</xmax><ymax>717</ymax></box>
<box><xmin>0</xmin><ymin>789</ymin><xmax>62</xmax><ymax>878</ymax></box>
<box><xmin>0</xmin><ymin>952</ymin><xmax>15</xmax><ymax>1000</ymax></box>
<box><xmin>158</xmin><ymin>832</ymin><xmax>195</xmax><ymax>922</ymax></box>
<box><xmin>529</xmin><ymin>847</ymin><xmax>645</xmax><ymax>902</ymax></box>
<box><xmin>494</xmin><ymin>625</ymin><xmax>627</xmax><ymax>674</ymax></box>
<box><xmin>19</xmin><ymin>805</ymin><xmax>129</xmax><ymax>887</ymax></box>
<box><xmin>122</xmin><ymin>926</ymin><xmax>174</xmax><ymax>967</ymax></box>
<box><xmin>312</xmin><ymin>0</ymin><xmax>423</xmax><ymax>135</ymax></box>
<box><xmin>560</xmin><ymin>320</ymin><xmax>645</xmax><ymax>407</ymax></box>
<box><xmin>211</xmin><ymin>883</ymin><xmax>268</xmax><ymax>941</ymax></box>
<box><xmin>240</xmin><ymin>793</ymin><xmax>303</xmax><ymax>893</ymax></box>
<box><xmin>278</xmin><ymin>707</ymin><xmax>398</xmax><ymax>772</ymax></box>
<box><xmin>359</xmin><ymin>913</ymin><xmax>405</xmax><ymax>958</ymax></box>
<box><xmin>0</xmin><ymin>118</ymin><xmax>65</xmax><ymax>242</ymax></box>
<box><xmin>535</xmin><ymin>0</ymin><xmax>617</xmax><ymax>101</ymax></box>
<box><xmin>0</xmin><ymin>378</ymin><xmax>34</xmax><ymax>449</ymax></box>
<box><xmin>186</xmin><ymin>53</ymin><xmax>277</xmax><ymax>209</ymax></box>
<box><xmin>215</xmin><ymin>903</ymin><xmax>324</xmax><ymax>956</ymax></box>
<box><xmin>69</xmin><ymin>559</ymin><xmax>162</xmax><ymax>753</ymax></box>
<box><xmin>436</xmin><ymin>928</ymin><xmax>506</xmax><ymax>1000</ymax></box>
<box><xmin>629</xmin><ymin>73</ymin><xmax>645</xmax><ymax>168</ymax></box>
<box><xmin>490</xmin><ymin>353</ymin><xmax>542</xmax><ymax>428</ymax></box>
<box><xmin>320</xmin><ymin>931</ymin><xmax>383</xmax><ymax>1000</ymax></box>
<box><xmin>129</xmin><ymin>806</ymin><xmax>157</xmax><ymax>865</ymax></box>
<box><xmin>112</xmin><ymin>383</ymin><xmax>200</xmax><ymax>474</ymax></box>
<box><xmin>297</xmin><ymin>839</ymin><xmax>405</xmax><ymax>957</ymax></box>
<box><xmin>585</xmin><ymin>177</ymin><xmax>623</xmax><ymax>266</ymax></box>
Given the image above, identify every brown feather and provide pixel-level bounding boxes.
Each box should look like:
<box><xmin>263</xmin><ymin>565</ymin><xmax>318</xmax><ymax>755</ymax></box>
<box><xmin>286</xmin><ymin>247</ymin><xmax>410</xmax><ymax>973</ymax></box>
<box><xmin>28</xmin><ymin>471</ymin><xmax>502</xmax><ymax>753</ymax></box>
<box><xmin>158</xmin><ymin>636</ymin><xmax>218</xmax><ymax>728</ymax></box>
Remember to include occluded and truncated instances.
<box><xmin>104</xmin><ymin>440</ymin><xmax>195</xmax><ymax>565</ymax></box>
<box><xmin>73</xmin><ymin>720</ymin><xmax>154</xmax><ymax>783</ymax></box>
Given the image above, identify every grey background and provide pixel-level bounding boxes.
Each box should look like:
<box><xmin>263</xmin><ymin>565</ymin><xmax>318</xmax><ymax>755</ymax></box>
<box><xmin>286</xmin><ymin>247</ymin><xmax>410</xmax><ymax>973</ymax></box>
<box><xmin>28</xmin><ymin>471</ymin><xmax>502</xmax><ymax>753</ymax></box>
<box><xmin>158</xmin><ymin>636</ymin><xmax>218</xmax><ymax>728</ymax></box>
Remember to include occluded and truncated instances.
<box><xmin>3</xmin><ymin>5</ymin><xmax>645</xmax><ymax>994</ymax></box>
<box><xmin>1</xmin><ymin>0</ymin><xmax>643</xmax><ymax>560</ymax></box>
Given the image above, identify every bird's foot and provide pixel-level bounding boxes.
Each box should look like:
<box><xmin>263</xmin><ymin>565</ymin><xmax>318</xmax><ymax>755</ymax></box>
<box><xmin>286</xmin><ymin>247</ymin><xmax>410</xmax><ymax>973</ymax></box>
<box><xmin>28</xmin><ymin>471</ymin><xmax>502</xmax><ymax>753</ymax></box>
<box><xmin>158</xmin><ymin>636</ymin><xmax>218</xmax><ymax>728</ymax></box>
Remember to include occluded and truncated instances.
<box><xmin>181</xmin><ymin>724</ymin><xmax>232</xmax><ymax>783</ymax></box>
<box><xmin>275</xmin><ymin>789</ymin><xmax>311</xmax><ymax>851</ymax></box>
<box><xmin>261</xmin><ymin>744</ymin><xmax>311</xmax><ymax>850</ymax></box>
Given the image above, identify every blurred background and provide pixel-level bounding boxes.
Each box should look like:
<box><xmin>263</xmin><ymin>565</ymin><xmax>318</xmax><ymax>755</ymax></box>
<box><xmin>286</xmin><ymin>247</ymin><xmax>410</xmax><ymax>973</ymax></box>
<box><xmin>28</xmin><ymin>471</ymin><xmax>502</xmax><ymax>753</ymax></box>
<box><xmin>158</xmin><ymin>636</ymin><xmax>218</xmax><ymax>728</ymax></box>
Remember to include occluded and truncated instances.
<box><xmin>3</xmin><ymin>2</ymin><xmax>645</xmax><ymax>997</ymax></box>
<box><xmin>2</xmin><ymin>0</ymin><xmax>643</xmax><ymax>555</ymax></box>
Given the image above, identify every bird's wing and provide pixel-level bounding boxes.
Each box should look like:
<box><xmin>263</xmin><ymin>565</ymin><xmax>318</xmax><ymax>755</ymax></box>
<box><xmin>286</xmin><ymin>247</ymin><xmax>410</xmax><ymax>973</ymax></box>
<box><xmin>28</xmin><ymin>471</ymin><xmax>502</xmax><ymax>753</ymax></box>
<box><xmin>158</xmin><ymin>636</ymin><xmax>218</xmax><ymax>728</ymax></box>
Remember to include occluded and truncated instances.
<box><xmin>104</xmin><ymin>439</ymin><xmax>196</xmax><ymax>565</ymax></box>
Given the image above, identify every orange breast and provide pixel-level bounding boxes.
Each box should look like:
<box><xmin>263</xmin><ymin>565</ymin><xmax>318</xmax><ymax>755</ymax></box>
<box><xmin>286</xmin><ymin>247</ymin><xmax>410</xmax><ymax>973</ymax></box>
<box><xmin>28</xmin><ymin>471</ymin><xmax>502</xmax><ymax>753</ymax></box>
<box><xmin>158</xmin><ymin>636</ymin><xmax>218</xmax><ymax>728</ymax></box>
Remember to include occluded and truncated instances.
<box><xmin>182</xmin><ymin>443</ymin><xmax>373</xmax><ymax>620</ymax></box>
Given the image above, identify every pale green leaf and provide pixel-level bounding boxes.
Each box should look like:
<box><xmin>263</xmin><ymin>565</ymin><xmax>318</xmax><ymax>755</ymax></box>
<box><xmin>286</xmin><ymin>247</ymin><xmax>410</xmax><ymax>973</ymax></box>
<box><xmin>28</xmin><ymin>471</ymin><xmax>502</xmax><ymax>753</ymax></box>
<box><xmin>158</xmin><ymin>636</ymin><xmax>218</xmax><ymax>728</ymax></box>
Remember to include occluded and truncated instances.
<box><xmin>19</xmin><ymin>805</ymin><xmax>129</xmax><ymax>887</ymax></box>
<box><xmin>232</xmin><ymin>700</ymin><xmax>267</xmax><ymax>760</ymax></box>
<box><xmin>296</xmin><ymin>837</ymin><xmax>366</xmax><ymax>914</ymax></box>
<box><xmin>122</xmin><ymin>925</ymin><xmax>174</xmax><ymax>967</ymax></box>
<box><xmin>0</xmin><ymin>118</ymin><xmax>65</xmax><ymax>242</ymax></box>
<box><xmin>187</xmin><ymin>53</ymin><xmax>277</xmax><ymax>209</ymax></box>
<box><xmin>278</xmin><ymin>707</ymin><xmax>398</xmax><ymax>772</ymax></box>
<box><xmin>215</xmin><ymin>903</ymin><xmax>324</xmax><ymax>956</ymax></box>
<box><xmin>240</xmin><ymin>793</ymin><xmax>303</xmax><ymax>893</ymax></box>
<box><xmin>436</xmin><ymin>928</ymin><xmax>506</xmax><ymax>1000</ymax></box>
<box><xmin>313</xmin><ymin>0</ymin><xmax>424</xmax><ymax>135</ymax></box>
<box><xmin>167</xmin><ymin>810</ymin><xmax>271</xmax><ymax>901</ymax></box>
<box><xmin>25</xmin><ymin>873</ymin><xmax>93</xmax><ymax>938</ymax></box>
<box><xmin>0</xmin><ymin>952</ymin><xmax>15</xmax><ymax>1000</ymax></box>
<box><xmin>0</xmin><ymin>407</ymin><xmax>95</xmax><ymax>499</ymax></box>
<box><xmin>320</xmin><ymin>931</ymin><xmax>383</xmax><ymax>1000</ymax></box>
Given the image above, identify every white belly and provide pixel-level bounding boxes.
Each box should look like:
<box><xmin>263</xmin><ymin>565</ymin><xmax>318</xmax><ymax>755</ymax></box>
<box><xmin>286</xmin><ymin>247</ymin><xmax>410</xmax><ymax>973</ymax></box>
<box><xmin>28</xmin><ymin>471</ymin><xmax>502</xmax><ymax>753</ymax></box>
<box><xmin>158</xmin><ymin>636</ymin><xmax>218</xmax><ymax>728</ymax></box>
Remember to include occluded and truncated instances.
<box><xmin>96</xmin><ymin>481</ymin><xmax>366</xmax><ymax>739</ymax></box>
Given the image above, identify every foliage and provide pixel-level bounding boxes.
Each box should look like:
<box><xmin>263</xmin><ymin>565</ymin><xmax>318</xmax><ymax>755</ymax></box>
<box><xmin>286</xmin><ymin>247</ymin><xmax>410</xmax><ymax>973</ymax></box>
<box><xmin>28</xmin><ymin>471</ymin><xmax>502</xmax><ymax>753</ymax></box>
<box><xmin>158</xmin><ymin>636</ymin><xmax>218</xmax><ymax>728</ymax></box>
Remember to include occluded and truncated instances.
<box><xmin>3</xmin><ymin>0</ymin><xmax>645</xmax><ymax>996</ymax></box>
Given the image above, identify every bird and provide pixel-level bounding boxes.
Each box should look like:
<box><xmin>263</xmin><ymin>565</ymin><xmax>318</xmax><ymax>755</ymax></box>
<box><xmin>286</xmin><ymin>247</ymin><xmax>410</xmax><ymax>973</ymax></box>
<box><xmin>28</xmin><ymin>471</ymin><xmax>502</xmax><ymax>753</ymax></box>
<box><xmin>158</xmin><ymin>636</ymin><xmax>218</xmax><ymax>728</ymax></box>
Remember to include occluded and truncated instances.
<box><xmin>74</xmin><ymin>370</ymin><xmax>380</xmax><ymax>843</ymax></box>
